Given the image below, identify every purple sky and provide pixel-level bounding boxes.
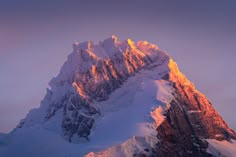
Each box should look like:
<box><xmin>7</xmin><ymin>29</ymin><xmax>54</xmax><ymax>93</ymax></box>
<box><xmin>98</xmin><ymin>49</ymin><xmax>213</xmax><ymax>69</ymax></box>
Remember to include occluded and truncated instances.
<box><xmin>1</xmin><ymin>0</ymin><xmax>236</xmax><ymax>133</ymax></box>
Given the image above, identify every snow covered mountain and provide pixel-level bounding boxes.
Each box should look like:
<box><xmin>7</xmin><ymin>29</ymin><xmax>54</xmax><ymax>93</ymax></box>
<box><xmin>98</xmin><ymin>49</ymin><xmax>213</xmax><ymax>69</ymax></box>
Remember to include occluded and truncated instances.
<box><xmin>0</xmin><ymin>36</ymin><xmax>236</xmax><ymax>157</ymax></box>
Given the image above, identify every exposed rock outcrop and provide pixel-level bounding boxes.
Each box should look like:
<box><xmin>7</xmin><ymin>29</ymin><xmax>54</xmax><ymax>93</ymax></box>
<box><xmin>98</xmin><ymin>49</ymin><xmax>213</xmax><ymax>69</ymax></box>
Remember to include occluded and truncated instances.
<box><xmin>153</xmin><ymin>59</ymin><xmax>236</xmax><ymax>157</ymax></box>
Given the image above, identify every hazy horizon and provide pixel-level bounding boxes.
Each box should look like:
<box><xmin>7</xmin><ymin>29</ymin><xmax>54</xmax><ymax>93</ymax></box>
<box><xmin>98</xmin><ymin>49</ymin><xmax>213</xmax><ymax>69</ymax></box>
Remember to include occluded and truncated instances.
<box><xmin>1</xmin><ymin>0</ymin><xmax>236</xmax><ymax>133</ymax></box>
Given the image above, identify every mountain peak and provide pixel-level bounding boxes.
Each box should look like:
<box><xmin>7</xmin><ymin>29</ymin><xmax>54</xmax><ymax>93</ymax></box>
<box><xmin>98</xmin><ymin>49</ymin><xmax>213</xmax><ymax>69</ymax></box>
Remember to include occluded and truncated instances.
<box><xmin>71</xmin><ymin>36</ymin><xmax>159</xmax><ymax>60</ymax></box>
<box><xmin>72</xmin><ymin>40</ymin><xmax>94</xmax><ymax>51</ymax></box>
<box><xmin>3</xmin><ymin>36</ymin><xmax>235</xmax><ymax>157</ymax></box>
<box><xmin>53</xmin><ymin>36</ymin><xmax>165</xmax><ymax>89</ymax></box>
<box><xmin>111</xmin><ymin>34</ymin><xmax>118</xmax><ymax>41</ymax></box>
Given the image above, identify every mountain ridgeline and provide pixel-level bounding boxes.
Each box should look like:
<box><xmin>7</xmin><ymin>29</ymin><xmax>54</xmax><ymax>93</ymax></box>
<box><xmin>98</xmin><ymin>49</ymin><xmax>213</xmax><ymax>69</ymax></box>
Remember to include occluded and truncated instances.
<box><xmin>11</xmin><ymin>36</ymin><xmax>236</xmax><ymax>157</ymax></box>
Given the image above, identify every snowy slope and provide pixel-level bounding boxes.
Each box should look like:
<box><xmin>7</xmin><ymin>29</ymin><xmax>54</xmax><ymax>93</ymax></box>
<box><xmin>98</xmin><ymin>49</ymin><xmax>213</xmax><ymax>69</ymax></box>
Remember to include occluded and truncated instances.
<box><xmin>207</xmin><ymin>139</ymin><xmax>236</xmax><ymax>157</ymax></box>
<box><xmin>0</xmin><ymin>60</ymin><xmax>173</xmax><ymax>157</ymax></box>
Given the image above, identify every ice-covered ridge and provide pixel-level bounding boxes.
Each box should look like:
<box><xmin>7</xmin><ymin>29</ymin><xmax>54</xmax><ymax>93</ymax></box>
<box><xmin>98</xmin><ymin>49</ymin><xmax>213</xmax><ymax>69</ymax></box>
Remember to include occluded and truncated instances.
<box><xmin>51</xmin><ymin>35</ymin><xmax>163</xmax><ymax>88</ymax></box>
<box><xmin>72</xmin><ymin>35</ymin><xmax>159</xmax><ymax>59</ymax></box>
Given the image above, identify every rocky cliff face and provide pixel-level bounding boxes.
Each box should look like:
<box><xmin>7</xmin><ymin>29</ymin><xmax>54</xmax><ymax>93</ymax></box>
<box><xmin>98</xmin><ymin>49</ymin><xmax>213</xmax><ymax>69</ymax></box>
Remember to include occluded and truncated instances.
<box><xmin>15</xmin><ymin>36</ymin><xmax>236</xmax><ymax>157</ymax></box>
<box><xmin>153</xmin><ymin>59</ymin><xmax>236</xmax><ymax>157</ymax></box>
